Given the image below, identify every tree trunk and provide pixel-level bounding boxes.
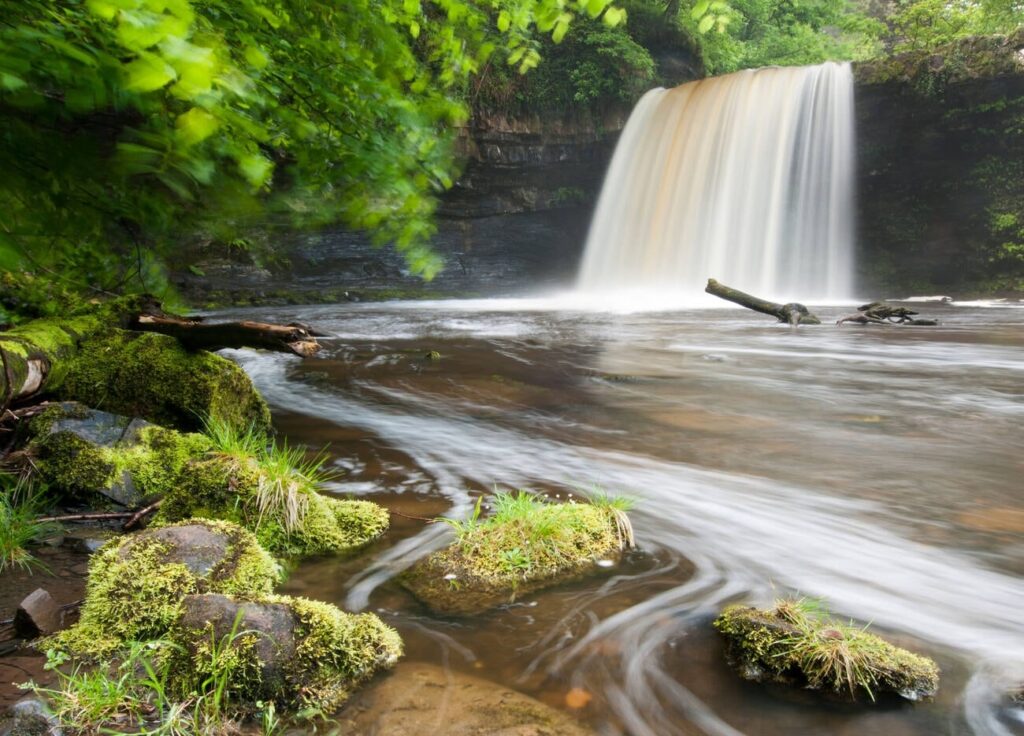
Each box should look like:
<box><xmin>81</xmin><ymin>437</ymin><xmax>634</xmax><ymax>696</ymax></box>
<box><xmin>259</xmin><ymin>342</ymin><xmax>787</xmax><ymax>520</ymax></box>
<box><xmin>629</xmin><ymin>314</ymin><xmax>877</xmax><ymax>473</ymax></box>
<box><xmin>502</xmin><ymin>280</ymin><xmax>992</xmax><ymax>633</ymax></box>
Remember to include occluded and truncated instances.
<box><xmin>704</xmin><ymin>279</ymin><xmax>821</xmax><ymax>325</ymax></box>
<box><xmin>0</xmin><ymin>297</ymin><xmax>321</xmax><ymax>408</ymax></box>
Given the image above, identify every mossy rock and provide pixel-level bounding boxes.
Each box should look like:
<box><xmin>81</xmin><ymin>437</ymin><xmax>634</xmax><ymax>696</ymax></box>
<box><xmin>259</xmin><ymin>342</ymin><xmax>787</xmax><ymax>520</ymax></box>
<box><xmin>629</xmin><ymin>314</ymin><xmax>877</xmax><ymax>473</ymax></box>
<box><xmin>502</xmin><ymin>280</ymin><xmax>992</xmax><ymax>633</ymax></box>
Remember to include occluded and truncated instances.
<box><xmin>401</xmin><ymin>496</ymin><xmax>630</xmax><ymax>616</ymax></box>
<box><xmin>57</xmin><ymin>328</ymin><xmax>270</xmax><ymax>434</ymax></box>
<box><xmin>155</xmin><ymin>454</ymin><xmax>390</xmax><ymax>557</ymax></box>
<box><xmin>47</xmin><ymin>519</ymin><xmax>280</xmax><ymax>660</ymax></box>
<box><xmin>26</xmin><ymin>403</ymin><xmax>388</xmax><ymax>557</ymax></box>
<box><xmin>169</xmin><ymin>592</ymin><xmax>402</xmax><ymax>713</ymax></box>
<box><xmin>28</xmin><ymin>402</ymin><xmax>213</xmax><ymax>507</ymax></box>
<box><xmin>713</xmin><ymin>601</ymin><xmax>940</xmax><ymax>702</ymax></box>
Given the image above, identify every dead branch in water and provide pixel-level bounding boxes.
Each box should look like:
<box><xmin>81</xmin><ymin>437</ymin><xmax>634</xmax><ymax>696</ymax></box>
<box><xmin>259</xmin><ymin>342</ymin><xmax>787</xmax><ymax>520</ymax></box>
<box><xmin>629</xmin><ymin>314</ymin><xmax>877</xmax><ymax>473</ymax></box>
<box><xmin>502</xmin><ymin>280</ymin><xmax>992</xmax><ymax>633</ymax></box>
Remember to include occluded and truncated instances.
<box><xmin>705</xmin><ymin>279</ymin><xmax>821</xmax><ymax>325</ymax></box>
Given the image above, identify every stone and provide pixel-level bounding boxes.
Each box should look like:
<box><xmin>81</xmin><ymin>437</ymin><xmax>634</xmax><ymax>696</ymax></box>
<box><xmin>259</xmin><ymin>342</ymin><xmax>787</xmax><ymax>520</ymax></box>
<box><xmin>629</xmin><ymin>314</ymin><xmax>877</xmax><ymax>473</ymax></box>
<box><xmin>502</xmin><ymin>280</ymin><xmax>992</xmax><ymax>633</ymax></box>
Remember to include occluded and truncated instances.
<box><xmin>46</xmin><ymin>519</ymin><xmax>279</xmax><ymax>660</ymax></box>
<box><xmin>171</xmin><ymin>593</ymin><xmax>402</xmax><ymax>713</ymax></box>
<box><xmin>176</xmin><ymin>594</ymin><xmax>297</xmax><ymax>694</ymax></box>
<box><xmin>0</xmin><ymin>697</ymin><xmax>62</xmax><ymax>736</ymax></box>
<box><xmin>13</xmin><ymin>589</ymin><xmax>61</xmax><ymax>639</ymax></box>
<box><xmin>336</xmin><ymin>662</ymin><xmax>595</xmax><ymax>736</ymax></box>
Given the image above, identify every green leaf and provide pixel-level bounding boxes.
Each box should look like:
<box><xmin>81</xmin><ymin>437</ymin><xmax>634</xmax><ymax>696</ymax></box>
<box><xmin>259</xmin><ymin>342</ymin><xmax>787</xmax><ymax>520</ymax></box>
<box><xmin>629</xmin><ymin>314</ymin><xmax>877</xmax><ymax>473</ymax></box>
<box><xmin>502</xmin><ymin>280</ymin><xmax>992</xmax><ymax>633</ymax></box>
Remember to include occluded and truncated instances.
<box><xmin>175</xmin><ymin>107</ymin><xmax>219</xmax><ymax>146</ymax></box>
<box><xmin>0</xmin><ymin>73</ymin><xmax>26</xmax><ymax>92</ymax></box>
<box><xmin>497</xmin><ymin>10</ymin><xmax>511</xmax><ymax>32</ymax></box>
<box><xmin>602</xmin><ymin>7</ymin><xmax>625</xmax><ymax>26</ymax></box>
<box><xmin>124</xmin><ymin>54</ymin><xmax>176</xmax><ymax>92</ymax></box>
<box><xmin>698</xmin><ymin>14</ymin><xmax>715</xmax><ymax>33</ymax></box>
<box><xmin>691</xmin><ymin>0</ymin><xmax>710</xmax><ymax>19</ymax></box>
<box><xmin>243</xmin><ymin>46</ymin><xmax>269</xmax><ymax>69</ymax></box>
<box><xmin>238</xmin><ymin>154</ymin><xmax>273</xmax><ymax>188</ymax></box>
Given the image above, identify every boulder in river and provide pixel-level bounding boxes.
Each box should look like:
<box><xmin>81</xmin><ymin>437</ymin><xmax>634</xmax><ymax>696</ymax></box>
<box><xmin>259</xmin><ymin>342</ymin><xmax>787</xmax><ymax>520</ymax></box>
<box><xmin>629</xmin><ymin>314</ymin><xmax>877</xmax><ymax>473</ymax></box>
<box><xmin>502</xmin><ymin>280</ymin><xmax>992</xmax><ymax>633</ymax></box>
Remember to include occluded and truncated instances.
<box><xmin>401</xmin><ymin>491</ymin><xmax>634</xmax><ymax>616</ymax></box>
<box><xmin>714</xmin><ymin>600</ymin><xmax>940</xmax><ymax>702</ymax></box>
<box><xmin>46</xmin><ymin>519</ymin><xmax>279</xmax><ymax>660</ymax></box>
<box><xmin>336</xmin><ymin>662</ymin><xmax>595</xmax><ymax>736</ymax></box>
<box><xmin>170</xmin><ymin>593</ymin><xmax>402</xmax><ymax>713</ymax></box>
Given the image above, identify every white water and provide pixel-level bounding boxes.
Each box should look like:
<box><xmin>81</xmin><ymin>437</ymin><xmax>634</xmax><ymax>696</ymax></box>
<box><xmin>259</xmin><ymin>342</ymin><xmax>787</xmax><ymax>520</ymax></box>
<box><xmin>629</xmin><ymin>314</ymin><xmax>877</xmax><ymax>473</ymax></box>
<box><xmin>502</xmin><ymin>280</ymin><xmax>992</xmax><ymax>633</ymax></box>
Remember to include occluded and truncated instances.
<box><xmin>222</xmin><ymin>299</ymin><xmax>1024</xmax><ymax>736</ymax></box>
<box><xmin>577</xmin><ymin>62</ymin><xmax>856</xmax><ymax>303</ymax></box>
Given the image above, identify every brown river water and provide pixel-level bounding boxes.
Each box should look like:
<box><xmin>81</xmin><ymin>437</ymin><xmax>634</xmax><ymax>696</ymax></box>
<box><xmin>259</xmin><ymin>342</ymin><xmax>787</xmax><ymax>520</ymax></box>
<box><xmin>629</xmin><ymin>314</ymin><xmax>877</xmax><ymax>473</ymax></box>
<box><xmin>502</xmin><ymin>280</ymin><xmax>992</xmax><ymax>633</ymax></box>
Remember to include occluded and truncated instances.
<box><xmin>217</xmin><ymin>296</ymin><xmax>1024</xmax><ymax>736</ymax></box>
<box><xmin>7</xmin><ymin>297</ymin><xmax>1020</xmax><ymax>735</ymax></box>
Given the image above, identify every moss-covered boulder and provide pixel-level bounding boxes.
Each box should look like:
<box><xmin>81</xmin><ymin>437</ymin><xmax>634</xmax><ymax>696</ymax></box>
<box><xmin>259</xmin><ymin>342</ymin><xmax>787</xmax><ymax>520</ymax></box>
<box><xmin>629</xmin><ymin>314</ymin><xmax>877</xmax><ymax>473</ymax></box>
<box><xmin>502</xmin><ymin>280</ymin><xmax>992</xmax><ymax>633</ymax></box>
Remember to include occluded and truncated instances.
<box><xmin>713</xmin><ymin>601</ymin><xmax>940</xmax><ymax>702</ymax></box>
<box><xmin>27</xmin><ymin>403</ymin><xmax>388</xmax><ymax>556</ymax></box>
<box><xmin>170</xmin><ymin>592</ymin><xmax>402</xmax><ymax>713</ymax></box>
<box><xmin>401</xmin><ymin>492</ymin><xmax>633</xmax><ymax>616</ymax></box>
<box><xmin>155</xmin><ymin>453</ymin><xmax>389</xmax><ymax>558</ymax></box>
<box><xmin>28</xmin><ymin>402</ymin><xmax>213</xmax><ymax>507</ymax></box>
<box><xmin>58</xmin><ymin>329</ymin><xmax>270</xmax><ymax>434</ymax></box>
<box><xmin>47</xmin><ymin>519</ymin><xmax>280</xmax><ymax>659</ymax></box>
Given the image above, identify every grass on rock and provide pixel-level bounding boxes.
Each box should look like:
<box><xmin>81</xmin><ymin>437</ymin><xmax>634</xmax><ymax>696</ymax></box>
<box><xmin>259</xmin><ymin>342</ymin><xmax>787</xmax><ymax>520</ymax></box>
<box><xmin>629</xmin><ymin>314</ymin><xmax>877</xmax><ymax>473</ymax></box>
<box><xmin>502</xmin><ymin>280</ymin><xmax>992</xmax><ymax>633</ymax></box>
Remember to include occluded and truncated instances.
<box><xmin>402</xmin><ymin>489</ymin><xmax>635</xmax><ymax>615</ymax></box>
<box><xmin>714</xmin><ymin>598</ymin><xmax>941</xmax><ymax>701</ymax></box>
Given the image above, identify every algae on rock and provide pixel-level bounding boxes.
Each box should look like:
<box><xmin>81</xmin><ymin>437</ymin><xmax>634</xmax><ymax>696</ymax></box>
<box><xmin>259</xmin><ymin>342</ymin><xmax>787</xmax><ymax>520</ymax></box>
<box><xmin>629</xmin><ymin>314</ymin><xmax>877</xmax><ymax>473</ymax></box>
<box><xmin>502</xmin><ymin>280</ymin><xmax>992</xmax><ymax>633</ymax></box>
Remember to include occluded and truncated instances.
<box><xmin>28</xmin><ymin>402</ymin><xmax>213</xmax><ymax>508</ymax></box>
<box><xmin>26</xmin><ymin>403</ymin><xmax>389</xmax><ymax>556</ymax></box>
<box><xmin>714</xmin><ymin>600</ymin><xmax>940</xmax><ymax>702</ymax></box>
<box><xmin>155</xmin><ymin>451</ymin><xmax>390</xmax><ymax>557</ymax></box>
<box><xmin>59</xmin><ymin>329</ymin><xmax>270</xmax><ymax>434</ymax></box>
<box><xmin>47</xmin><ymin>519</ymin><xmax>280</xmax><ymax>660</ymax></box>
<box><xmin>170</xmin><ymin>592</ymin><xmax>402</xmax><ymax>713</ymax></box>
<box><xmin>401</xmin><ymin>491</ymin><xmax>634</xmax><ymax>616</ymax></box>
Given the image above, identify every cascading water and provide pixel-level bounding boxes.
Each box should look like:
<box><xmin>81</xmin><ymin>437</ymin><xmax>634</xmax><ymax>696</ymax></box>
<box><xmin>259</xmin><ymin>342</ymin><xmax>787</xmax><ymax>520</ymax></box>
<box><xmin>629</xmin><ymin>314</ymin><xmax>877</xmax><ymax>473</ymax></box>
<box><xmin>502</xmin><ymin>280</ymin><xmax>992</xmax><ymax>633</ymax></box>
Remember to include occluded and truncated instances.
<box><xmin>577</xmin><ymin>62</ymin><xmax>855</xmax><ymax>302</ymax></box>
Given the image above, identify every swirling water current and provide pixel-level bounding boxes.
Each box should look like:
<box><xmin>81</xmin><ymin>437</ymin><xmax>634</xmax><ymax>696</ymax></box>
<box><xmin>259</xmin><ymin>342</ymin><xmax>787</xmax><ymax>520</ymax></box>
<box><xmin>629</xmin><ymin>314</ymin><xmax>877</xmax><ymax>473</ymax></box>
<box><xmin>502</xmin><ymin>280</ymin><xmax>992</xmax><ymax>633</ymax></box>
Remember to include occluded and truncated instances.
<box><xmin>219</xmin><ymin>298</ymin><xmax>1024</xmax><ymax>736</ymax></box>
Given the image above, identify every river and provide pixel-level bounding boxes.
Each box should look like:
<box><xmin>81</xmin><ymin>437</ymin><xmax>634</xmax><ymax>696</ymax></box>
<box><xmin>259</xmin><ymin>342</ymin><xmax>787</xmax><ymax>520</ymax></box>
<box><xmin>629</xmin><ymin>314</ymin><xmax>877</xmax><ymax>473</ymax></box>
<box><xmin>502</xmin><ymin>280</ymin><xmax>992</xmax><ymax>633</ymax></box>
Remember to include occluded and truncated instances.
<box><xmin>220</xmin><ymin>297</ymin><xmax>1024</xmax><ymax>736</ymax></box>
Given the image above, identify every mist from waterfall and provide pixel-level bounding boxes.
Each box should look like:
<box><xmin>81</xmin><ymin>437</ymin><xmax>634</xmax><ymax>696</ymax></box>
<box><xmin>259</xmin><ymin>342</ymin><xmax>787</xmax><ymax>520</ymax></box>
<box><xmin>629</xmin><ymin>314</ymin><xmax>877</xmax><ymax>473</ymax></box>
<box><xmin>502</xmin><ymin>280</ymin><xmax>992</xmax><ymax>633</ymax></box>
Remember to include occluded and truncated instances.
<box><xmin>576</xmin><ymin>62</ymin><xmax>856</xmax><ymax>303</ymax></box>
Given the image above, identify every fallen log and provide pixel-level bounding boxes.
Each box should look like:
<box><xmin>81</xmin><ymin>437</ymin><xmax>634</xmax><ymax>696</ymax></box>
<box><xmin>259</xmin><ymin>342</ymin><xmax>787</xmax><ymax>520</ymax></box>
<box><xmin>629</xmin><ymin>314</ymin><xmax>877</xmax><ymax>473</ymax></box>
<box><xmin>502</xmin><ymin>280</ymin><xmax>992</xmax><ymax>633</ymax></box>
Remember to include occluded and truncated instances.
<box><xmin>0</xmin><ymin>296</ymin><xmax>321</xmax><ymax>409</ymax></box>
<box><xmin>836</xmin><ymin>302</ymin><xmax>938</xmax><ymax>326</ymax></box>
<box><xmin>129</xmin><ymin>314</ymin><xmax>320</xmax><ymax>357</ymax></box>
<box><xmin>705</xmin><ymin>279</ymin><xmax>821</xmax><ymax>325</ymax></box>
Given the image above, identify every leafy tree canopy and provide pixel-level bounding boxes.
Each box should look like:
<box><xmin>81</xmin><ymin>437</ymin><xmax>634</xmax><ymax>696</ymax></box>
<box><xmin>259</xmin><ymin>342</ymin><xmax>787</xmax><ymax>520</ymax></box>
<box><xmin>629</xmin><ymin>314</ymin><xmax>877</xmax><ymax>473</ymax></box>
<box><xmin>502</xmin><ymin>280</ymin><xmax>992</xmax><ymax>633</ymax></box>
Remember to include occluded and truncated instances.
<box><xmin>0</xmin><ymin>0</ymin><xmax>624</xmax><ymax>318</ymax></box>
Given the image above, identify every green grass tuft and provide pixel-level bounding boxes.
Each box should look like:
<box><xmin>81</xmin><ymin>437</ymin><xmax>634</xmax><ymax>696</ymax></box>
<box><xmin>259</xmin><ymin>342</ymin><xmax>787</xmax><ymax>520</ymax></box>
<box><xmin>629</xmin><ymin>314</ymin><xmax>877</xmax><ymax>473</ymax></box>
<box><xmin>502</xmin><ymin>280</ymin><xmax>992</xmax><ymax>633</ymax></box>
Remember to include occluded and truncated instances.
<box><xmin>714</xmin><ymin>598</ymin><xmax>941</xmax><ymax>701</ymax></box>
<box><xmin>202</xmin><ymin>416</ymin><xmax>333</xmax><ymax>536</ymax></box>
<box><xmin>0</xmin><ymin>473</ymin><xmax>58</xmax><ymax>574</ymax></box>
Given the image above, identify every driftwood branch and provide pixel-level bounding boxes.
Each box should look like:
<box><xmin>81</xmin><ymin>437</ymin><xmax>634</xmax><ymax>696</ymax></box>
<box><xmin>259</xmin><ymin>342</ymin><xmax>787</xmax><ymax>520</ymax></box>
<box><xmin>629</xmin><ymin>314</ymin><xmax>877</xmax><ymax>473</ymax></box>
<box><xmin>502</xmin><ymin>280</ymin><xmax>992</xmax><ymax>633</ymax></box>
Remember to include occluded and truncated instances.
<box><xmin>836</xmin><ymin>302</ymin><xmax>938</xmax><ymax>326</ymax></box>
<box><xmin>128</xmin><ymin>314</ymin><xmax>321</xmax><ymax>357</ymax></box>
<box><xmin>0</xmin><ymin>296</ymin><xmax>322</xmax><ymax>403</ymax></box>
<box><xmin>705</xmin><ymin>279</ymin><xmax>821</xmax><ymax>325</ymax></box>
<box><xmin>122</xmin><ymin>498</ymin><xmax>163</xmax><ymax>531</ymax></box>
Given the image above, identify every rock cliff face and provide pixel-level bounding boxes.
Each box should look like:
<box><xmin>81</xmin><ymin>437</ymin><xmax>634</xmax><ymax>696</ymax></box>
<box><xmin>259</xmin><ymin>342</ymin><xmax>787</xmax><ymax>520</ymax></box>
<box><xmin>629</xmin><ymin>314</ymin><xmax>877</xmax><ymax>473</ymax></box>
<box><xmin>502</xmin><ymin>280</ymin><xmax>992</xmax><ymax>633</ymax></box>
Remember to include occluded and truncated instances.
<box><xmin>854</xmin><ymin>30</ymin><xmax>1024</xmax><ymax>295</ymax></box>
<box><xmin>176</xmin><ymin>32</ymin><xmax>1024</xmax><ymax>305</ymax></box>
<box><xmin>176</xmin><ymin>112</ymin><xmax>626</xmax><ymax>305</ymax></box>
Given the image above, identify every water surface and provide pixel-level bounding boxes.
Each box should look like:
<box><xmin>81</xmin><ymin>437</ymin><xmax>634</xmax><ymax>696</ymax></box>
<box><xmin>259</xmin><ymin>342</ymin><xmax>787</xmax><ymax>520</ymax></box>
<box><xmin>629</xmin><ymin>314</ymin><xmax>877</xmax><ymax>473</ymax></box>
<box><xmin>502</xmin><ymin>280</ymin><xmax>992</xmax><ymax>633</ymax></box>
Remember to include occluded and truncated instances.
<box><xmin>222</xmin><ymin>298</ymin><xmax>1024</xmax><ymax>736</ymax></box>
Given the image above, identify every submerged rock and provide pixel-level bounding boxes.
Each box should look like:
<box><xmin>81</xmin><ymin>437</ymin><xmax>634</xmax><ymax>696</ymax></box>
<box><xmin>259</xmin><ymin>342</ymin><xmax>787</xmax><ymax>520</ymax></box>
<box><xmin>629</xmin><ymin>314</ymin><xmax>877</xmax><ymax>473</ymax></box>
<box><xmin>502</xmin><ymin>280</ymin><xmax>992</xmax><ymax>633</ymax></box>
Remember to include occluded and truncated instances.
<box><xmin>0</xmin><ymin>696</ymin><xmax>62</xmax><ymax>736</ymax></box>
<box><xmin>337</xmin><ymin>662</ymin><xmax>594</xmax><ymax>736</ymax></box>
<box><xmin>401</xmin><ymin>492</ymin><xmax>633</xmax><ymax>616</ymax></box>
<box><xmin>47</xmin><ymin>519</ymin><xmax>279</xmax><ymax>659</ymax></box>
<box><xmin>170</xmin><ymin>593</ymin><xmax>402</xmax><ymax>713</ymax></box>
<box><xmin>714</xmin><ymin>601</ymin><xmax>940</xmax><ymax>702</ymax></box>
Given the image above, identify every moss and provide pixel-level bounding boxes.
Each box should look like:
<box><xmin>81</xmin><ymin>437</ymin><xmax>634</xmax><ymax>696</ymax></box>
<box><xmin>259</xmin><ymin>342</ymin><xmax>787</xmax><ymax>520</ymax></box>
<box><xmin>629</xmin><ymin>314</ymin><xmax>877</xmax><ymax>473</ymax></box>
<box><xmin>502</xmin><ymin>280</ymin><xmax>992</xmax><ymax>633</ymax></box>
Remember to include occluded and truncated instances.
<box><xmin>169</xmin><ymin>593</ymin><xmax>402</xmax><ymax>713</ymax></box>
<box><xmin>713</xmin><ymin>600</ymin><xmax>940</xmax><ymax>702</ymax></box>
<box><xmin>155</xmin><ymin>454</ymin><xmax>390</xmax><ymax>557</ymax></box>
<box><xmin>57</xmin><ymin>328</ymin><xmax>270</xmax><ymax>433</ymax></box>
<box><xmin>401</xmin><ymin>492</ymin><xmax>631</xmax><ymax>615</ymax></box>
<box><xmin>31</xmin><ymin>414</ymin><xmax>214</xmax><ymax>506</ymax></box>
<box><xmin>286</xmin><ymin>596</ymin><xmax>403</xmax><ymax>711</ymax></box>
<box><xmin>46</xmin><ymin>519</ymin><xmax>280</xmax><ymax>660</ymax></box>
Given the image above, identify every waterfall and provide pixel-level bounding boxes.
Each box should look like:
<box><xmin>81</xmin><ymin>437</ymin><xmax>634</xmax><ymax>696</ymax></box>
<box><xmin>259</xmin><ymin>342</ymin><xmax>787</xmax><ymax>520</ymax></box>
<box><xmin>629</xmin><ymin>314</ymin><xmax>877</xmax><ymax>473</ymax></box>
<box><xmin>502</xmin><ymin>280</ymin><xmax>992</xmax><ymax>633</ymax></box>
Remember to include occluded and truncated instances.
<box><xmin>576</xmin><ymin>62</ymin><xmax>855</xmax><ymax>303</ymax></box>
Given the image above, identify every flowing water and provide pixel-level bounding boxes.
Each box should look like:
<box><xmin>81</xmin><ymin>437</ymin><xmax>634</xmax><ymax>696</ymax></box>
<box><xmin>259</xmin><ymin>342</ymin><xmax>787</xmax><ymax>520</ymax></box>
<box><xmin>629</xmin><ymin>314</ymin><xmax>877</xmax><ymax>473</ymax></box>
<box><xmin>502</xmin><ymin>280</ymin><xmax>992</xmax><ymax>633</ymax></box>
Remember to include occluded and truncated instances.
<box><xmin>219</xmin><ymin>297</ymin><xmax>1024</xmax><ymax>736</ymax></box>
<box><xmin>577</xmin><ymin>63</ymin><xmax>855</xmax><ymax>302</ymax></box>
